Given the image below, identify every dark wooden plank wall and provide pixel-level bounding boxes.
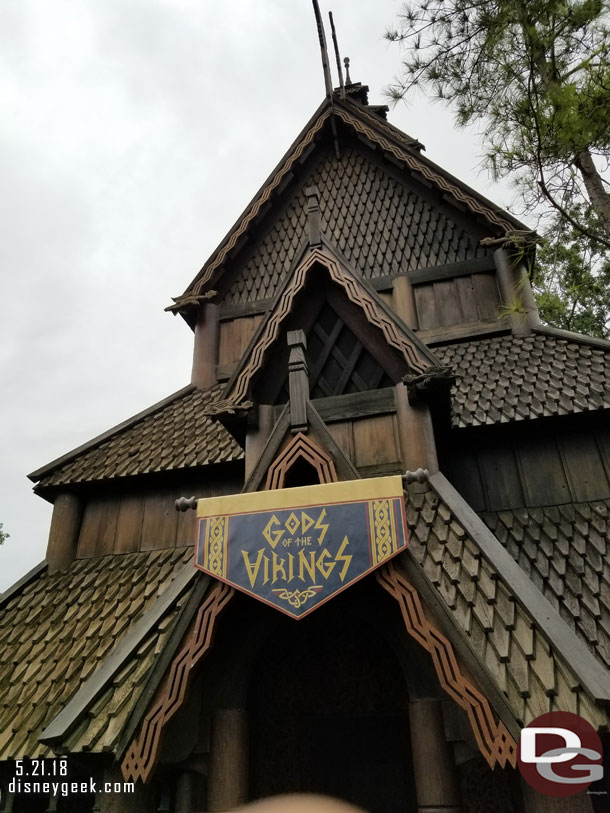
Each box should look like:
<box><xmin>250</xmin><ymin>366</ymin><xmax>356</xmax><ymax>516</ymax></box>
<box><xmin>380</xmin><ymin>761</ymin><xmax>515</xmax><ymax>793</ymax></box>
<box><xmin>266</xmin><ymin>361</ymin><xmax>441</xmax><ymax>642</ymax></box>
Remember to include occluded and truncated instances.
<box><xmin>218</xmin><ymin>315</ymin><xmax>264</xmax><ymax>368</ymax></box>
<box><xmin>413</xmin><ymin>272</ymin><xmax>501</xmax><ymax>331</ymax></box>
<box><xmin>445</xmin><ymin>426</ymin><xmax>610</xmax><ymax>512</ymax></box>
<box><xmin>76</xmin><ymin>474</ymin><xmax>242</xmax><ymax>559</ymax></box>
<box><xmin>328</xmin><ymin>413</ymin><xmax>403</xmax><ymax>477</ymax></box>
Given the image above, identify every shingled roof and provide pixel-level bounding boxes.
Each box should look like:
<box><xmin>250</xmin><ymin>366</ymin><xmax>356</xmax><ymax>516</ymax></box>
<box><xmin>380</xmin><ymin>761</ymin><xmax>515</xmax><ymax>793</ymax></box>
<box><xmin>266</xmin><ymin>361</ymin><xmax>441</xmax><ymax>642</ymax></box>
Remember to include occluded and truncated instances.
<box><xmin>31</xmin><ymin>385</ymin><xmax>243</xmax><ymax>490</ymax></box>
<box><xmin>481</xmin><ymin>501</ymin><xmax>610</xmax><ymax>668</ymax></box>
<box><xmin>436</xmin><ymin>330</ymin><xmax>610</xmax><ymax>428</ymax></box>
<box><xmin>404</xmin><ymin>474</ymin><xmax>610</xmax><ymax>732</ymax></box>
<box><xmin>0</xmin><ymin>547</ymin><xmax>193</xmax><ymax>759</ymax></box>
<box><xmin>223</xmin><ymin>145</ymin><xmax>488</xmax><ymax>305</ymax></box>
<box><xmin>168</xmin><ymin>93</ymin><xmax>525</xmax><ymax>315</ymax></box>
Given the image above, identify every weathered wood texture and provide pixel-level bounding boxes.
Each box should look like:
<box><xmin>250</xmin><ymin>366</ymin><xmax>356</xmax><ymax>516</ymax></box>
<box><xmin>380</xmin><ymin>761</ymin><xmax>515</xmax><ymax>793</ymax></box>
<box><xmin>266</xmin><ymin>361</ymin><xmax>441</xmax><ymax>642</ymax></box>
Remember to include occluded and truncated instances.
<box><xmin>76</xmin><ymin>474</ymin><xmax>242</xmax><ymax>559</ymax></box>
<box><xmin>46</xmin><ymin>492</ymin><xmax>84</xmax><ymax>573</ymax></box>
<box><xmin>413</xmin><ymin>271</ymin><xmax>501</xmax><ymax>331</ymax></box>
<box><xmin>218</xmin><ymin>314</ymin><xmax>264</xmax><ymax>368</ymax></box>
<box><xmin>207</xmin><ymin>709</ymin><xmax>248</xmax><ymax>812</ymax></box>
<box><xmin>326</xmin><ymin>412</ymin><xmax>403</xmax><ymax>476</ymax></box>
<box><xmin>191</xmin><ymin>303</ymin><xmax>220</xmax><ymax>389</ymax></box>
<box><xmin>444</xmin><ymin>423</ymin><xmax>610</xmax><ymax>512</ymax></box>
<box><xmin>409</xmin><ymin>699</ymin><xmax>462</xmax><ymax>811</ymax></box>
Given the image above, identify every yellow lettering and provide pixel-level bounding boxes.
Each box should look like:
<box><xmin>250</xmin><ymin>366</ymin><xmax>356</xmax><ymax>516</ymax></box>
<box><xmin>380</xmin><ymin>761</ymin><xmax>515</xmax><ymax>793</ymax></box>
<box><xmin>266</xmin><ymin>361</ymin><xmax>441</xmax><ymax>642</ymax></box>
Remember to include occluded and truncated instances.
<box><xmin>314</xmin><ymin>509</ymin><xmax>329</xmax><ymax>545</ymax></box>
<box><xmin>262</xmin><ymin>515</ymin><xmax>284</xmax><ymax>549</ymax></box>
<box><xmin>298</xmin><ymin>550</ymin><xmax>317</xmax><ymax>583</ymax></box>
<box><xmin>316</xmin><ymin>549</ymin><xmax>336</xmax><ymax>580</ymax></box>
<box><xmin>287</xmin><ymin>553</ymin><xmax>294</xmax><ymax>582</ymax></box>
<box><xmin>336</xmin><ymin>536</ymin><xmax>352</xmax><ymax>582</ymax></box>
<box><xmin>272</xmin><ymin>553</ymin><xmax>287</xmax><ymax>583</ymax></box>
<box><xmin>242</xmin><ymin>549</ymin><xmax>266</xmax><ymax>588</ymax></box>
<box><xmin>301</xmin><ymin>511</ymin><xmax>315</xmax><ymax>534</ymax></box>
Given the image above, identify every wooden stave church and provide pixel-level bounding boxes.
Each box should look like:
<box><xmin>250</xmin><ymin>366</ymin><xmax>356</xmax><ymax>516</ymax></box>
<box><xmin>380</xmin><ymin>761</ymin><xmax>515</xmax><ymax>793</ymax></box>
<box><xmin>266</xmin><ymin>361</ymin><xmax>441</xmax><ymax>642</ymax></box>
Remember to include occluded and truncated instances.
<box><xmin>0</xmin><ymin>76</ymin><xmax>609</xmax><ymax>813</ymax></box>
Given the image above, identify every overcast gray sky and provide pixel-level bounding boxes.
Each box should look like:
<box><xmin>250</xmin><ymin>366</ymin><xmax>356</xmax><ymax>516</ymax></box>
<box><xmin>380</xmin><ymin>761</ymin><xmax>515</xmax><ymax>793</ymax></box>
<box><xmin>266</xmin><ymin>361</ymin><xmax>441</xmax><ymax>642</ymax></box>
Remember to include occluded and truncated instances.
<box><xmin>0</xmin><ymin>0</ymin><xmax>516</xmax><ymax>592</ymax></box>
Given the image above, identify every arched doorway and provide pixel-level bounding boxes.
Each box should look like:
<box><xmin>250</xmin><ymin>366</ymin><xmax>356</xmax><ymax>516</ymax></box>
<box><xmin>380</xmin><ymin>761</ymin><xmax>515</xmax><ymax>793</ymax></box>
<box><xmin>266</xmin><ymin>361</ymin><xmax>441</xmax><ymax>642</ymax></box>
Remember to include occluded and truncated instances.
<box><xmin>248</xmin><ymin>579</ymin><xmax>418</xmax><ymax>812</ymax></box>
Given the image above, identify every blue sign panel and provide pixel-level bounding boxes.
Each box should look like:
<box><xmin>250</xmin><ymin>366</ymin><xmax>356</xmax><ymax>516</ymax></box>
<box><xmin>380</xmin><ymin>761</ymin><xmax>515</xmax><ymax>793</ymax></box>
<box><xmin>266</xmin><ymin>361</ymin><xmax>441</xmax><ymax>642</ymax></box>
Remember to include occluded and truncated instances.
<box><xmin>194</xmin><ymin>476</ymin><xmax>408</xmax><ymax>618</ymax></box>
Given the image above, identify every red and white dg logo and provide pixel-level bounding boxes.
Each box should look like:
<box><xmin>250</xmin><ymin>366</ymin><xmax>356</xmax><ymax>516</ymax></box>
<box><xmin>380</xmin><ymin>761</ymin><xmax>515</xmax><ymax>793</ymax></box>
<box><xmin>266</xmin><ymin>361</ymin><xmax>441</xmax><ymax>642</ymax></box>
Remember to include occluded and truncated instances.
<box><xmin>518</xmin><ymin>711</ymin><xmax>604</xmax><ymax>798</ymax></box>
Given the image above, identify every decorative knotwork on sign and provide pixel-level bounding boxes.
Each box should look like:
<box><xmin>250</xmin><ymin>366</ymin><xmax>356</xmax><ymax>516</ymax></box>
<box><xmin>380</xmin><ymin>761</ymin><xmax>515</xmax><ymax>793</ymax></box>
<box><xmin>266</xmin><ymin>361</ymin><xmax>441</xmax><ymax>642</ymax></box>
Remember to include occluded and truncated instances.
<box><xmin>272</xmin><ymin>586</ymin><xmax>323</xmax><ymax>609</ymax></box>
<box><xmin>121</xmin><ymin>580</ymin><xmax>234</xmax><ymax>783</ymax></box>
<box><xmin>266</xmin><ymin>432</ymin><xmax>337</xmax><ymax>490</ymax></box>
<box><xmin>369</xmin><ymin>500</ymin><xmax>399</xmax><ymax>567</ymax></box>
<box><xmin>202</xmin><ymin>516</ymin><xmax>229</xmax><ymax>579</ymax></box>
<box><xmin>377</xmin><ymin>559</ymin><xmax>517</xmax><ymax>770</ymax></box>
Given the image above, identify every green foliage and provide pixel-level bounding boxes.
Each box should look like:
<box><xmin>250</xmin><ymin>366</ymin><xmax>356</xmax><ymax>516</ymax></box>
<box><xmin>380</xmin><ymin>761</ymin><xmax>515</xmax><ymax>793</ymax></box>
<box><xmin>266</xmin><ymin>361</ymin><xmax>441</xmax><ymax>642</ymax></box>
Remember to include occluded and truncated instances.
<box><xmin>0</xmin><ymin>523</ymin><xmax>8</xmax><ymax>545</ymax></box>
<box><xmin>532</xmin><ymin>208</ymin><xmax>610</xmax><ymax>337</ymax></box>
<box><xmin>385</xmin><ymin>0</ymin><xmax>610</xmax><ymax>246</ymax></box>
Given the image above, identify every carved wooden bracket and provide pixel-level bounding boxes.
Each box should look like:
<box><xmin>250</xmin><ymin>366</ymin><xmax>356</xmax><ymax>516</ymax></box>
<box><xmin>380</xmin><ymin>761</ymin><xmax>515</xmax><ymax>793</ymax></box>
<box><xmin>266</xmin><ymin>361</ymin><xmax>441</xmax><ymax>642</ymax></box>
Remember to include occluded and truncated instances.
<box><xmin>377</xmin><ymin>559</ymin><xmax>517</xmax><ymax>770</ymax></box>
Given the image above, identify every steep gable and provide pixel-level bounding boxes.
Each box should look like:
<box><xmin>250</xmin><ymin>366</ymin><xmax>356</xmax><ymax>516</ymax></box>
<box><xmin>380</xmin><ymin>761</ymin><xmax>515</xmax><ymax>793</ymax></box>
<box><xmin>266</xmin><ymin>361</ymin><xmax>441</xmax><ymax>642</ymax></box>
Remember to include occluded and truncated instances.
<box><xmin>221</xmin><ymin>143</ymin><xmax>490</xmax><ymax>306</ymax></box>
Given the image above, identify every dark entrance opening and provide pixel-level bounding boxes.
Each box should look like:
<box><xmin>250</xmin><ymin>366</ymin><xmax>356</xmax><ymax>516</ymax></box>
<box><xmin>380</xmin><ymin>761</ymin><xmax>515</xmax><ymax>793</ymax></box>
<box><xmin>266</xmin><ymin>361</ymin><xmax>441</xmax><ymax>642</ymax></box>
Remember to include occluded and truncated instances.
<box><xmin>249</xmin><ymin>581</ymin><xmax>417</xmax><ymax>812</ymax></box>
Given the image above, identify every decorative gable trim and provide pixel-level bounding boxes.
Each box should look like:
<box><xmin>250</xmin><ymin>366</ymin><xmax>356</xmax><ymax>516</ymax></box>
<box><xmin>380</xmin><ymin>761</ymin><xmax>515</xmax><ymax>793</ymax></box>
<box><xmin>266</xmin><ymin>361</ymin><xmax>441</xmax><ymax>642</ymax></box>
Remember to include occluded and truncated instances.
<box><xmin>167</xmin><ymin>95</ymin><xmax>527</xmax><ymax>314</ymax></box>
<box><xmin>265</xmin><ymin>432</ymin><xmax>338</xmax><ymax>489</ymax></box>
<box><xmin>378</xmin><ymin>559</ymin><xmax>517</xmax><ymax>769</ymax></box>
<box><xmin>332</xmin><ymin>101</ymin><xmax>515</xmax><ymax>233</ymax></box>
<box><xmin>166</xmin><ymin>108</ymin><xmax>330</xmax><ymax>314</ymax></box>
<box><xmin>214</xmin><ymin>245</ymin><xmax>436</xmax><ymax>414</ymax></box>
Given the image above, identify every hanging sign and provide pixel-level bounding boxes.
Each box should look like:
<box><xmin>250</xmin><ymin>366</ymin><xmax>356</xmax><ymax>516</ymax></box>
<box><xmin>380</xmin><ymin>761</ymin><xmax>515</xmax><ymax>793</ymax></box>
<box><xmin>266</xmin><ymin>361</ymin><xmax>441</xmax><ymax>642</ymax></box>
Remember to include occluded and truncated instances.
<box><xmin>194</xmin><ymin>475</ymin><xmax>408</xmax><ymax>618</ymax></box>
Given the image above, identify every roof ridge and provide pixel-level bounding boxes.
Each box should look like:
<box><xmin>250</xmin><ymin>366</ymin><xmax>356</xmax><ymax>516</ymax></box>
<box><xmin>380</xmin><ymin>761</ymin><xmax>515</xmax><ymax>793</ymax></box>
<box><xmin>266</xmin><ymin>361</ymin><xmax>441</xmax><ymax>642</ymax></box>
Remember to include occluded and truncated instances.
<box><xmin>29</xmin><ymin>384</ymin><xmax>196</xmax><ymax>482</ymax></box>
<box><xmin>168</xmin><ymin>94</ymin><xmax>530</xmax><ymax>315</ymax></box>
<box><xmin>533</xmin><ymin>324</ymin><xmax>610</xmax><ymax>350</ymax></box>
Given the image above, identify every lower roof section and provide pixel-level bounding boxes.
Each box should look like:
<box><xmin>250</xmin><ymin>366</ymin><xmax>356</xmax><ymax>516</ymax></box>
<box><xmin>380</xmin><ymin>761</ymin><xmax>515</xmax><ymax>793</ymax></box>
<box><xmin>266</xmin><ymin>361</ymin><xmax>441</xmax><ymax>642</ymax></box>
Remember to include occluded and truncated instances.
<box><xmin>436</xmin><ymin>329</ymin><xmax>610</xmax><ymax>428</ymax></box>
<box><xmin>0</xmin><ymin>546</ymin><xmax>192</xmax><ymax>760</ymax></box>
<box><xmin>28</xmin><ymin>328</ymin><xmax>610</xmax><ymax>491</ymax></box>
<box><xmin>482</xmin><ymin>500</ymin><xmax>610</xmax><ymax>668</ymax></box>
<box><xmin>31</xmin><ymin>384</ymin><xmax>243</xmax><ymax>490</ymax></box>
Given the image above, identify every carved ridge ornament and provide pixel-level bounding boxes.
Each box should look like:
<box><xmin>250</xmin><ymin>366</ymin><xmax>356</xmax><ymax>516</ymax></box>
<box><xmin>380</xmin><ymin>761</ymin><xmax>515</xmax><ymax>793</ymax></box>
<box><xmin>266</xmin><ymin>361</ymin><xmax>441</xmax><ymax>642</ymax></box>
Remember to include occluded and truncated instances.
<box><xmin>212</xmin><ymin>247</ymin><xmax>429</xmax><ymax>415</ymax></box>
<box><xmin>377</xmin><ymin>560</ymin><xmax>518</xmax><ymax>770</ymax></box>
<box><xmin>195</xmin><ymin>476</ymin><xmax>409</xmax><ymax>619</ymax></box>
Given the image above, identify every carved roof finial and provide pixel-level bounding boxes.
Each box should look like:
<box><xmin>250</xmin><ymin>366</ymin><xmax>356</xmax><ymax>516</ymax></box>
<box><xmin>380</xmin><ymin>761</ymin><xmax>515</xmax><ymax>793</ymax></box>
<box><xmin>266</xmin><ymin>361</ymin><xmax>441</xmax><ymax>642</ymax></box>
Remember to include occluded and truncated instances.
<box><xmin>344</xmin><ymin>56</ymin><xmax>352</xmax><ymax>85</ymax></box>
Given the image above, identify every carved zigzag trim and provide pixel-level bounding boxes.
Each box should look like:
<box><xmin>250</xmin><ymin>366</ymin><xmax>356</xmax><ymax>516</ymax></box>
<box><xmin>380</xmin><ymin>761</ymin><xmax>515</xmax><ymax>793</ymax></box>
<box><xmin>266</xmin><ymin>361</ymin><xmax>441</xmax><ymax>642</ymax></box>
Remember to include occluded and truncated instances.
<box><xmin>377</xmin><ymin>559</ymin><xmax>518</xmax><ymax>770</ymax></box>
<box><xmin>265</xmin><ymin>432</ymin><xmax>338</xmax><ymax>490</ymax></box>
<box><xmin>334</xmin><ymin>107</ymin><xmax>514</xmax><ymax>233</ymax></box>
<box><xmin>121</xmin><ymin>581</ymin><xmax>234</xmax><ymax>783</ymax></box>
<box><xmin>189</xmin><ymin>112</ymin><xmax>329</xmax><ymax>298</ymax></box>
<box><xmin>213</xmin><ymin>246</ymin><xmax>429</xmax><ymax>413</ymax></box>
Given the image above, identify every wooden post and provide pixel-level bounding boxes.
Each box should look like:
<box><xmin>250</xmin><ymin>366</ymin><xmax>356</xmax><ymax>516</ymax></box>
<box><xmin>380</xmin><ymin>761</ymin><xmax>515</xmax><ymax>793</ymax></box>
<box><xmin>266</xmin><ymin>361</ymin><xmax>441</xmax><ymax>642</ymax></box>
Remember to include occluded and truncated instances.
<box><xmin>520</xmin><ymin>780</ymin><xmax>594</xmax><ymax>813</ymax></box>
<box><xmin>409</xmin><ymin>699</ymin><xmax>462</xmax><ymax>813</ymax></box>
<box><xmin>287</xmin><ymin>330</ymin><xmax>309</xmax><ymax>433</ymax></box>
<box><xmin>392</xmin><ymin>275</ymin><xmax>419</xmax><ymax>330</ymax></box>
<box><xmin>245</xmin><ymin>405</ymin><xmax>275</xmax><ymax>482</ymax></box>
<box><xmin>394</xmin><ymin>383</ymin><xmax>439</xmax><ymax>474</ymax></box>
<box><xmin>191</xmin><ymin>303</ymin><xmax>220</xmax><ymax>390</ymax></box>
<box><xmin>305</xmin><ymin>186</ymin><xmax>321</xmax><ymax>247</ymax></box>
<box><xmin>493</xmin><ymin>248</ymin><xmax>540</xmax><ymax>335</ymax></box>
<box><xmin>174</xmin><ymin>771</ymin><xmax>195</xmax><ymax>813</ymax></box>
<box><xmin>207</xmin><ymin>709</ymin><xmax>248</xmax><ymax>812</ymax></box>
<box><xmin>46</xmin><ymin>492</ymin><xmax>84</xmax><ymax>573</ymax></box>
